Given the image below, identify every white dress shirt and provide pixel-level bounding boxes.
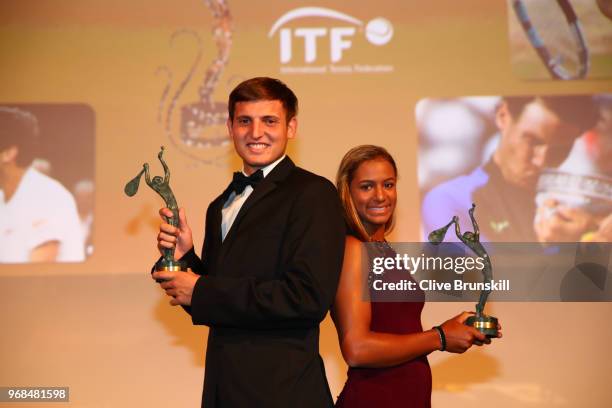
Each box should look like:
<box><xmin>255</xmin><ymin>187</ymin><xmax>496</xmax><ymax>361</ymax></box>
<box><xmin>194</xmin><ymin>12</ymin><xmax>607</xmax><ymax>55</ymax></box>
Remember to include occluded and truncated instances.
<box><xmin>221</xmin><ymin>155</ymin><xmax>286</xmax><ymax>241</ymax></box>
<box><xmin>0</xmin><ymin>167</ymin><xmax>85</xmax><ymax>263</ymax></box>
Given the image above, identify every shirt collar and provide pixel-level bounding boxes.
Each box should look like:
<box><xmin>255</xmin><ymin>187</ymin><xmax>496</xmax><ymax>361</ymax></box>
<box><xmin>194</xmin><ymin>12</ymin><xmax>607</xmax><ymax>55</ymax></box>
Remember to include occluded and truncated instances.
<box><xmin>242</xmin><ymin>155</ymin><xmax>286</xmax><ymax>179</ymax></box>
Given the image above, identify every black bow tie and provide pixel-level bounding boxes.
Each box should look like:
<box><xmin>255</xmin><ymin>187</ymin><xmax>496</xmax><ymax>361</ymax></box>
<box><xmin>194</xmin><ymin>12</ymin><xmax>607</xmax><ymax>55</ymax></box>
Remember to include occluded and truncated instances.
<box><xmin>230</xmin><ymin>169</ymin><xmax>264</xmax><ymax>195</ymax></box>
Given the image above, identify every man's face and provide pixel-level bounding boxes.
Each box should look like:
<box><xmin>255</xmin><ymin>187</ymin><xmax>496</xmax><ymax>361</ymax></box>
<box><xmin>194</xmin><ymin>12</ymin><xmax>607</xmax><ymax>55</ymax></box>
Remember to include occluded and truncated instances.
<box><xmin>0</xmin><ymin>145</ymin><xmax>18</xmax><ymax>178</ymax></box>
<box><xmin>595</xmin><ymin>105</ymin><xmax>612</xmax><ymax>173</ymax></box>
<box><xmin>495</xmin><ymin>101</ymin><xmax>581</xmax><ymax>189</ymax></box>
<box><xmin>227</xmin><ymin>100</ymin><xmax>296</xmax><ymax>175</ymax></box>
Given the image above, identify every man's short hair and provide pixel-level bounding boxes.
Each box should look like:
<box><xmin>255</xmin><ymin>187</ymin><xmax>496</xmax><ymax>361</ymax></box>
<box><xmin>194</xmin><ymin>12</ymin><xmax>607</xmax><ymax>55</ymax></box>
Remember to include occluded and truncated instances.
<box><xmin>228</xmin><ymin>77</ymin><xmax>298</xmax><ymax>123</ymax></box>
<box><xmin>0</xmin><ymin>107</ymin><xmax>39</xmax><ymax>167</ymax></box>
<box><xmin>502</xmin><ymin>95</ymin><xmax>600</xmax><ymax>134</ymax></box>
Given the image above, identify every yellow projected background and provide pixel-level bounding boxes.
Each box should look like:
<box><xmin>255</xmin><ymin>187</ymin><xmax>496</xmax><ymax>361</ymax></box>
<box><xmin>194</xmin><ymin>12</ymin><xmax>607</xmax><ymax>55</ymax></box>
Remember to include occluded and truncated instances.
<box><xmin>1</xmin><ymin>0</ymin><xmax>611</xmax><ymax>406</ymax></box>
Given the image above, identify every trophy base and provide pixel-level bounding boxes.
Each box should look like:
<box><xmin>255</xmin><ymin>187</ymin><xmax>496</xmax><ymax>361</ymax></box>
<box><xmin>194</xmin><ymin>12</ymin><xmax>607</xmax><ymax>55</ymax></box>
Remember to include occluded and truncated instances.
<box><xmin>465</xmin><ymin>315</ymin><xmax>498</xmax><ymax>338</ymax></box>
<box><xmin>154</xmin><ymin>259</ymin><xmax>186</xmax><ymax>282</ymax></box>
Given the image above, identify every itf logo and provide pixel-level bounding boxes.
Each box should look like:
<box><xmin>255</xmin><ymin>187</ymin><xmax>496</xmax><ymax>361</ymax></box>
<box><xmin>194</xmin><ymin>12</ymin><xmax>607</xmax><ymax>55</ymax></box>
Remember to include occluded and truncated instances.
<box><xmin>268</xmin><ymin>7</ymin><xmax>394</xmax><ymax>74</ymax></box>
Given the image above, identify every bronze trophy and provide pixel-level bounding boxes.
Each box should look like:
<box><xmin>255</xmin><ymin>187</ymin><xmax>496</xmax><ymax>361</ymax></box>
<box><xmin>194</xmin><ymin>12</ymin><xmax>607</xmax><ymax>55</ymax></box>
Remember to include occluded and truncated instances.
<box><xmin>124</xmin><ymin>146</ymin><xmax>185</xmax><ymax>273</ymax></box>
<box><xmin>428</xmin><ymin>203</ymin><xmax>499</xmax><ymax>337</ymax></box>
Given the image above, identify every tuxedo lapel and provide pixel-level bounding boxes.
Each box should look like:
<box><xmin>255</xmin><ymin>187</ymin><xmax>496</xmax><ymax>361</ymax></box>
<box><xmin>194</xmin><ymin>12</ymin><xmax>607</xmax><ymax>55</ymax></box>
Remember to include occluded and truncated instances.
<box><xmin>218</xmin><ymin>157</ymin><xmax>295</xmax><ymax>263</ymax></box>
<box><xmin>206</xmin><ymin>186</ymin><xmax>231</xmax><ymax>275</ymax></box>
<box><xmin>209</xmin><ymin>197</ymin><xmax>224</xmax><ymax>247</ymax></box>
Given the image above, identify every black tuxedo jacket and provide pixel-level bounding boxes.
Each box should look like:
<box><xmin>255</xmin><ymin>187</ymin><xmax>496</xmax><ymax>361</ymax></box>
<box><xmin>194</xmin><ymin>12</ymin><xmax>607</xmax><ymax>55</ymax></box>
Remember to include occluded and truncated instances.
<box><xmin>180</xmin><ymin>157</ymin><xmax>345</xmax><ymax>408</ymax></box>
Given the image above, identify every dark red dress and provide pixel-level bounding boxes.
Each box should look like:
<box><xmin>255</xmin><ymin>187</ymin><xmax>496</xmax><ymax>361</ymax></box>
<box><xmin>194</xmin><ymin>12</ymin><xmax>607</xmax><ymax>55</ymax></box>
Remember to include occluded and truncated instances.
<box><xmin>335</xmin><ymin>244</ymin><xmax>432</xmax><ymax>408</ymax></box>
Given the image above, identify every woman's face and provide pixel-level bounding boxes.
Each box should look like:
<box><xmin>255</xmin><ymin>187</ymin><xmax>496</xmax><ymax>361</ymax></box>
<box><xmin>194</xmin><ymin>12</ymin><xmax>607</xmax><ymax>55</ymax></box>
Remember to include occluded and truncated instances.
<box><xmin>349</xmin><ymin>158</ymin><xmax>397</xmax><ymax>236</ymax></box>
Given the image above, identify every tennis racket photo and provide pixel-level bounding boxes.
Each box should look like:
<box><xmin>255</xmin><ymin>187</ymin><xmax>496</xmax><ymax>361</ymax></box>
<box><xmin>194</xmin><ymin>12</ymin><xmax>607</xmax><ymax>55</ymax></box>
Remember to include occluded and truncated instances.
<box><xmin>512</xmin><ymin>0</ymin><xmax>590</xmax><ymax>80</ymax></box>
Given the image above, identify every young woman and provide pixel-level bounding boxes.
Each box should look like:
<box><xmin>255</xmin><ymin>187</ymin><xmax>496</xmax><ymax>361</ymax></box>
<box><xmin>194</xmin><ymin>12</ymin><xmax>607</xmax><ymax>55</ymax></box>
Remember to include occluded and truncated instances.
<box><xmin>333</xmin><ymin>145</ymin><xmax>499</xmax><ymax>407</ymax></box>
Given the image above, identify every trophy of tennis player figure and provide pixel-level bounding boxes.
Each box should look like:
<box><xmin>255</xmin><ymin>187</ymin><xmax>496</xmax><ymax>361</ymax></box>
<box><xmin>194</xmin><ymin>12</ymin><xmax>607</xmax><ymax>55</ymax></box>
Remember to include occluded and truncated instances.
<box><xmin>124</xmin><ymin>146</ymin><xmax>185</xmax><ymax>272</ymax></box>
<box><xmin>428</xmin><ymin>203</ymin><xmax>499</xmax><ymax>337</ymax></box>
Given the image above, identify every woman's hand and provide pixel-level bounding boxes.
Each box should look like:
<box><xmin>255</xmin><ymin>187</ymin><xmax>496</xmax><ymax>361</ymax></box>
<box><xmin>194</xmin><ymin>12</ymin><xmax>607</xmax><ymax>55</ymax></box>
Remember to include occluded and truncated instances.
<box><xmin>440</xmin><ymin>312</ymin><xmax>490</xmax><ymax>353</ymax></box>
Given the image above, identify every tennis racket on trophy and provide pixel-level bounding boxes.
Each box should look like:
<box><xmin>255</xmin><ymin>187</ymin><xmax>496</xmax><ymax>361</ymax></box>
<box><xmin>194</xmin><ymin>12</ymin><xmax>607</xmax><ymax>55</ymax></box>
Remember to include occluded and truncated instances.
<box><xmin>512</xmin><ymin>0</ymin><xmax>590</xmax><ymax>80</ymax></box>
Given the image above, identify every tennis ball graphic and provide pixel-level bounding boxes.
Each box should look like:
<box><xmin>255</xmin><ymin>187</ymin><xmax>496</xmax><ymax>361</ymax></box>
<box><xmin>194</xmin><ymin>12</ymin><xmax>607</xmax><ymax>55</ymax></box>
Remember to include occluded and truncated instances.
<box><xmin>365</xmin><ymin>17</ymin><xmax>394</xmax><ymax>46</ymax></box>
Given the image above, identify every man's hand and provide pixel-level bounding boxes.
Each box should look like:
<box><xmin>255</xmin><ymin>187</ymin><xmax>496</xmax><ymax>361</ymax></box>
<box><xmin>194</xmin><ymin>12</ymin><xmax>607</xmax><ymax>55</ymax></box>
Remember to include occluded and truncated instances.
<box><xmin>440</xmin><ymin>312</ymin><xmax>493</xmax><ymax>353</ymax></box>
<box><xmin>593</xmin><ymin>213</ymin><xmax>612</xmax><ymax>242</ymax></box>
<box><xmin>157</xmin><ymin>207</ymin><xmax>194</xmax><ymax>259</ymax></box>
<box><xmin>535</xmin><ymin>199</ymin><xmax>597</xmax><ymax>242</ymax></box>
<box><xmin>30</xmin><ymin>240</ymin><xmax>60</xmax><ymax>262</ymax></box>
<box><xmin>151</xmin><ymin>269</ymin><xmax>200</xmax><ymax>306</ymax></box>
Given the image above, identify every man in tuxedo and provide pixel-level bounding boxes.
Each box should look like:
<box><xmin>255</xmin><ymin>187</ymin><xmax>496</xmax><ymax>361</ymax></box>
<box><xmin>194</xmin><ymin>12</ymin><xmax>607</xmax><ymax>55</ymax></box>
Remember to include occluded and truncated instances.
<box><xmin>422</xmin><ymin>95</ymin><xmax>599</xmax><ymax>242</ymax></box>
<box><xmin>0</xmin><ymin>107</ymin><xmax>84</xmax><ymax>263</ymax></box>
<box><xmin>152</xmin><ymin>77</ymin><xmax>346</xmax><ymax>407</ymax></box>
